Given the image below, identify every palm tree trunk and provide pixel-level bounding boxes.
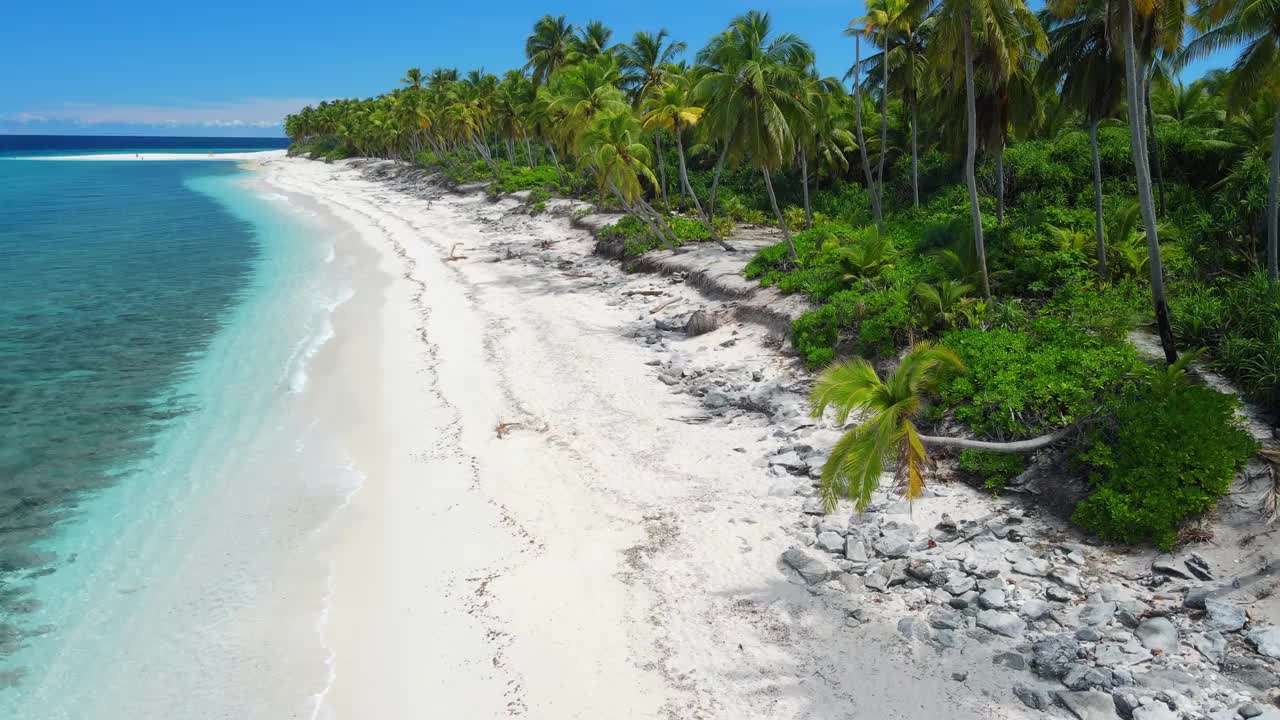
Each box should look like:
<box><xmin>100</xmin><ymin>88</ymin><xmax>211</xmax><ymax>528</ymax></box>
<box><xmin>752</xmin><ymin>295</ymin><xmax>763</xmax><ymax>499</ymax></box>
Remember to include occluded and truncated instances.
<box><xmin>1144</xmin><ymin>76</ymin><xmax>1166</xmax><ymax>216</ymax></box>
<box><xmin>762</xmin><ymin>167</ymin><xmax>798</xmax><ymax>261</ymax></box>
<box><xmin>654</xmin><ymin>132</ymin><xmax>669</xmax><ymax>209</ymax></box>
<box><xmin>1269</xmin><ymin>106</ymin><xmax>1280</xmax><ymax>286</ymax></box>
<box><xmin>911</xmin><ymin>99</ymin><xmax>920</xmax><ymax>208</ymax></box>
<box><xmin>1122</xmin><ymin>0</ymin><xmax>1177</xmax><ymax>364</ymax></box>
<box><xmin>610</xmin><ymin>183</ymin><xmax>675</xmax><ymax>251</ymax></box>
<box><xmin>853</xmin><ymin>34</ymin><xmax>883</xmax><ymax>231</ymax></box>
<box><xmin>709</xmin><ymin>142</ymin><xmax>729</xmax><ymax>219</ymax></box>
<box><xmin>878</xmin><ymin>39</ymin><xmax>890</xmax><ymax>211</ymax></box>
<box><xmin>676</xmin><ymin>132</ymin><xmax>734</xmax><ymax>251</ymax></box>
<box><xmin>962</xmin><ymin>9</ymin><xmax>991</xmax><ymax>299</ymax></box>
<box><xmin>801</xmin><ymin>153</ymin><xmax>812</xmax><ymax>229</ymax></box>
<box><xmin>548</xmin><ymin>144</ymin><xmax>565</xmax><ymax>182</ymax></box>
<box><xmin>1090</xmin><ymin>118</ymin><xmax>1108</xmax><ymax>280</ymax></box>
<box><xmin>995</xmin><ymin>140</ymin><xmax>1005</xmax><ymax>225</ymax></box>
<box><xmin>523</xmin><ymin>134</ymin><xmax>534</xmax><ymax>168</ymax></box>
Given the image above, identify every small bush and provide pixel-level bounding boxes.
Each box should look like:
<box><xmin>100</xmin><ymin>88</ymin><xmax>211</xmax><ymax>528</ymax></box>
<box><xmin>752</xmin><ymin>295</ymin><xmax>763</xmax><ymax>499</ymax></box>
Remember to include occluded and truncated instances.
<box><xmin>958</xmin><ymin>450</ymin><xmax>1027</xmax><ymax>490</ymax></box>
<box><xmin>940</xmin><ymin>318</ymin><xmax>1139</xmax><ymax>438</ymax></box>
<box><xmin>1073</xmin><ymin>381</ymin><xmax>1256</xmax><ymax>549</ymax></box>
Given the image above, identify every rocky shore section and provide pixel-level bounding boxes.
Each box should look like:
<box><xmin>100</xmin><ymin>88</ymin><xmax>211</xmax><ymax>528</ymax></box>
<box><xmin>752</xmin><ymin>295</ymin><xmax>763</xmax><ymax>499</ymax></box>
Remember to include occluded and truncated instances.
<box><xmin>334</xmin><ymin>157</ymin><xmax>1280</xmax><ymax>720</ymax></box>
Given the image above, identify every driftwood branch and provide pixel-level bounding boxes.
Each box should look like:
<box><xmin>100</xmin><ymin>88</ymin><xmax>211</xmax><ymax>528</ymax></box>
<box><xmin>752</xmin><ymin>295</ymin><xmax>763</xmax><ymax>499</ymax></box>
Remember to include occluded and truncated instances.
<box><xmin>649</xmin><ymin>298</ymin><xmax>681</xmax><ymax>314</ymax></box>
<box><xmin>919</xmin><ymin>426</ymin><xmax>1076</xmax><ymax>453</ymax></box>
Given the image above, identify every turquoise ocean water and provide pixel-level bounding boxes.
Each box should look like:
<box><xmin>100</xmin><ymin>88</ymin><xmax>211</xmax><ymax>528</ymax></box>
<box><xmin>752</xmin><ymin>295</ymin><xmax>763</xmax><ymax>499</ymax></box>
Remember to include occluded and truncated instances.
<box><xmin>0</xmin><ymin>141</ymin><xmax>361</xmax><ymax>718</ymax></box>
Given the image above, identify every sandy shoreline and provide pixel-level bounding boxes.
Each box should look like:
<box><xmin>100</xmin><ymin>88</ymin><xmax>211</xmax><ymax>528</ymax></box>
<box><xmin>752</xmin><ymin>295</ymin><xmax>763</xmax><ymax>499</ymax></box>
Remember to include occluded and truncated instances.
<box><xmin>252</xmin><ymin>156</ymin><xmax>1030</xmax><ymax>719</ymax></box>
<box><xmin>250</xmin><ymin>155</ymin><xmax>1280</xmax><ymax>720</ymax></box>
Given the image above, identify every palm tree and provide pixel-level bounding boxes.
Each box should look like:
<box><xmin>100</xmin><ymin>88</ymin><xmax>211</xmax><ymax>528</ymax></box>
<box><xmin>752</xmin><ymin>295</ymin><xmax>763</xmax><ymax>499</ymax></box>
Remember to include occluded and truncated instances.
<box><xmin>580</xmin><ymin>109</ymin><xmax>680</xmax><ymax>249</ymax></box>
<box><xmin>695</xmin><ymin>11</ymin><xmax>813</xmax><ymax>261</ymax></box>
<box><xmin>935</xmin><ymin>0</ymin><xmax>993</xmax><ymax>298</ymax></box>
<box><xmin>618</xmin><ymin>29</ymin><xmax>688</xmax><ymax>211</ymax></box>
<box><xmin>1040</xmin><ymin>0</ymin><xmax>1124</xmax><ymax>278</ymax></box>
<box><xmin>853</xmin><ymin>4</ymin><xmax>934</xmax><ymax>208</ymax></box>
<box><xmin>810</xmin><ymin>342</ymin><xmax>964</xmax><ymax>510</ymax></box>
<box><xmin>1186</xmin><ymin>0</ymin><xmax>1280</xmax><ymax>286</ymax></box>
<box><xmin>401</xmin><ymin>67</ymin><xmax>424</xmax><ymax>90</ymax></box>
<box><xmin>570</xmin><ymin>20</ymin><xmax>614</xmax><ymax>62</ymax></box>
<box><xmin>641</xmin><ymin>74</ymin><xmax>735</xmax><ymax>250</ymax></box>
<box><xmin>854</xmin><ymin>0</ymin><xmax>929</xmax><ymax>220</ymax></box>
<box><xmin>844</xmin><ymin>24</ymin><xmax>884</xmax><ymax>229</ymax></box>
<box><xmin>525</xmin><ymin>15</ymin><xmax>576</xmax><ymax>87</ymax></box>
<box><xmin>618</xmin><ymin>29</ymin><xmax>687</xmax><ymax>104</ymax></box>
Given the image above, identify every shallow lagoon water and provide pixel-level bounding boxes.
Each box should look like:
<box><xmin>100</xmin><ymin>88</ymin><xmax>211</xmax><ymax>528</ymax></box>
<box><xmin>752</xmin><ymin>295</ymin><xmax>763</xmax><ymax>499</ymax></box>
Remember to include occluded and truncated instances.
<box><xmin>0</xmin><ymin>152</ymin><xmax>365</xmax><ymax>718</ymax></box>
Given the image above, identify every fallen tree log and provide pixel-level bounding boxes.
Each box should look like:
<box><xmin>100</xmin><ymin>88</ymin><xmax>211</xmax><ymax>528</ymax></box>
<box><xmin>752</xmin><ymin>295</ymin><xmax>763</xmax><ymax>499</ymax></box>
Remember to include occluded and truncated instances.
<box><xmin>918</xmin><ymin>426</ymin><xmax>1076</xmax><ymax>453</ymax></box>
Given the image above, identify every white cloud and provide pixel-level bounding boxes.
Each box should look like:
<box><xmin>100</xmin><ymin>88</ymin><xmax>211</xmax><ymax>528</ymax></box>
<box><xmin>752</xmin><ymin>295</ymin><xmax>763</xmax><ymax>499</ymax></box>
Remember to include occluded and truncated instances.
<box><xmin>1</xmin><ymin>98</ymin><xmax>315</xmax><ymax>129</ymax></box>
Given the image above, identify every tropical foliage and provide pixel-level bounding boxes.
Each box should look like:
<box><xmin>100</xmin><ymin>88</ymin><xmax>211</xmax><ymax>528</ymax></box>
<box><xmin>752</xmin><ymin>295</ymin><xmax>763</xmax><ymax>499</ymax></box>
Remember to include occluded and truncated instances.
<box><xmin>284</xmin><ymin>6</ymin><xmax>1272</xmax><ymax>547</ymax></box>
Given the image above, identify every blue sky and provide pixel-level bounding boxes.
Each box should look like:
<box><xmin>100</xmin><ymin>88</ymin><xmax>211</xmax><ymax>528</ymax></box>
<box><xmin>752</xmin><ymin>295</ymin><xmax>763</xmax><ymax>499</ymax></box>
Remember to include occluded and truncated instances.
<box><xmin>3</xmin><ymin>0</ymin><xmax>1237</xmax><ymax>137</ymax></box>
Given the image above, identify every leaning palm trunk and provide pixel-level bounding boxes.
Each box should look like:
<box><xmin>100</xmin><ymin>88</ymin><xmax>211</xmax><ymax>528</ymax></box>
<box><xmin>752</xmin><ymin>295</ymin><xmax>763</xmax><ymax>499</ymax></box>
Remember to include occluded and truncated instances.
<box><xmin>709</xmin><ymin>142</ymin><xmax>730</xmax><ymax>219</ymax></box>
<box><xmin>910</xmin><ymin>98</ymin><xmax>920</xmax><ymax>208</ymax></box>
<box><xmin>654</xmin><ymin>132</ymin><xmax>669</xmax><ymax>210</ymax></box>
<box><xmin>1122</xmin><ymin>0</ymin><xmax>1177</xmax><ymax>364</ymax></box>
<box><xmin>995</xmin><ymin>140</ymin><xmax>1005</xmax><ymax>225</ymax></box>
<box><xmin>962</xmin><ymin>10</ymin><xmax>992</xmax><ymax>299</ymax></box>
<box><xmin>548</xmin><ymin>144</ymin><xmax>565</xmax><ymax>183</ymax></box>
<box><xmin>801</xmin><ymin>153</ymin><xmax>812</xmax><ymax>229</ymax></box>
<box><xmin>761</xmin><ymin>167</ymin><xmax>798</xmax><ymax>261</ymax></box>
<box><xmin>878</xmin><ymin>38</ymin><xmax>890</xmax><ymax>211</ymax></box>
<box><xmin>853</xmin><ymin>34</ymin><xmax>884</xmax><ymax>230</ymax></box>
<box><xmin>676</xmin><ymin>133</ymin><xmax>734</xmax><ymax>251</ymax></box>
<box><xmin>1089</xmin><ymin>118</ymin><xmax>1108</xmax><ymax>279</ymax></box>
<box><xmin>1144</xmin><ymin>77</ymin><xmax>1166</xmax><ymax>216</ymax></box>
<box><xmin>609</xmin><ymin>182</ymin><xmax>676</xmax><ymax>251</ymax></box>
<box><xmin>1269</xmin><ymin>107</ymin><xmax>1280</xmax><ymax>286</ymax></box>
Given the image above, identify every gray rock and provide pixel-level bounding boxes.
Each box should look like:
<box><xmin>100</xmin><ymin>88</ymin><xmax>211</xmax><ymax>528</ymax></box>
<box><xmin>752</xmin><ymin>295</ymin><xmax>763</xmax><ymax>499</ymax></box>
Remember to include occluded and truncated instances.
<box><xmin>844</xmin><ymin>537</ymin><xmax>869</xmax><ymax>562</ymax></box>
<box><xmin>874</xmin><ymin>525</ymin><xmax>917</xmax><ymax>559</ymax></box>
<box><xmin>1184</xmin><ymin>587</ymin><xmax>1212</xmax><ymax>610</ymax></box>
<box><xmin>1205</xmin><ymin>599</ymin><xmax>1248</xmax><ymax>633</ymax></box>
<box><xmin>769</xmin><ymin>451</ymin><xmax>807</xmax><ymax>472</ymax></box>
<box><xmin>1112</xmin><ymin>691</ymin><xmax>1140</xmax><ymax>720</ymax></box>
<box><xmin>897</xmin><ymin>615</ymin><xmax>932</xmax><ymax>642</ymax></box>
<box><xmin>1057</xmin><ymin>690</ymin><xmax>1122</xmax><ymax>720</ymax></box>
<box><xmin>1077</xmin><ymin>627</ymin><xmax>1105</xmax><ymax>642</ymax></box>
<box><xmin>684</xmin><ymin>309</ymin><xmax>717</xmax><ymax>336</ymax></box>
<box><xmin>1132</xmin><ymin>705</ymin><xmax>1178</xmax><ymax>720</ymax></box>
<box><xmin>1080</xmin><ymin>602</ymin><xmax>1118</xmax><ymax>626</ymax></box>
<box><xmin>1033</xmin><ymin>635</ymin><xmax>1082</xmax><ymax>679</ymax></box>
<box><xmin>993</xmin><ymin>651</ymin><xmax>1028</xmax><ymax>671</ymax></box>
<box><xmin>863</xmin><ymin>570</ymin><xmax>889</xmax><ymax>593</ymax></box>
<box><xmin>1021</xmin><ymin>599</ymin><xmax>1052</xmax><ymax>620</ymax></box>
<box><xmin>1051</xmin><ymin>565</ymin><xmax>1085</xmax><ymax>591</ymax></box>
<box><xmin>1014</xmin><ymin>557</ymin><xmax>1052</xmax><ymax>577</ymax></box>
<box><xmin>928</xmin><ymin>608</ymin><xmax>965</xmax><ymax>630</ymax></box>
<box><xmin>1063</xmin><ymin>663</ymin><xmax>1114</xmax><ymax>691</ymax></box>
<box><xmin>1246</xmin><ymin>625</ymin><xmax>1280</xmax><ymax>658</ymax></box>
<box><xmin>780</xmin><ymin>548</ymin><xmax>839</xmax><ymax>585</ymax></box>
<box><xmin>1015</xmin><ymin>685</ymin><xmax>1056</xmax><ymax>711</ymax></box>
<box><xmin>702</xmin><ymin>391</ymin><xmax>730</xmax><ymax>409</ymax></box>
<box><xmin>1048</xmin><ymin>586</ymin><xmax>1075</xmax><ymax>602</ymax></box>
<box><xmin>904</xmin><ymin>559</ymin><xmax>936</xmax><ymax>581</ymax></box>
<box><xmin>816</xmin><ymin>531</ymin><xmax>845</xmax><ymax>553</ymax></box>
<box><xmin>1135</xmin><ymin>617</ymin><xmax>1178</xmax><ymax>655</ymax></box>
<box><xmin>979</xmin><ymin>589</ymin><xmax>1008</xmax><ymax>610</ymax></box>
<box><xmin>978</xmin><ymin>610</ymin><xmax>1027</xmax><ymax>638</ymax></box>
<box><xmin>1239</xmin><ymin>704</ymin><xmax>1266</xmax><ymax>719</ymax></box>
<box><xmin>1195</xmin><ymin>631</ymin><xmax>1227</xmax><ymax>663</ymax></box>
<box><xmin>944</xmin><ymin>572</ymin><xmax>977</xmax><ymax>596</ymax></box>
<box><xmin>1185</xmin><ymin>553</ymin><xmax>1213</xmax><ymax>581</ymax></box>
<box><xmin>1151</xmin><ymin>557</ymin><xmax>1190</xmax><ymax>579</ymax></box>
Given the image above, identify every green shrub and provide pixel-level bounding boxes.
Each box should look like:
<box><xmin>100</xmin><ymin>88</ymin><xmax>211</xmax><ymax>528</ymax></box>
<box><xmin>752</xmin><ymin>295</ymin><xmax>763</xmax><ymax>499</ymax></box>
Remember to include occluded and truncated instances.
<box><xmin>940</xmin><ymin>318</ymin><xmax>1139</xmax><ymax>438</ymax></box>
<box><xmin>495</xmin><ymin>164</ymin><xmax>565</xmax><ymax>194</ymax></box>
<box><xmin>958</xmin><ymin>450</ymin><xmax>1027</xmax><ymax>490</ymax></box>
<box><xmin>1073</xmin><ymin>381</ymin><xmax>1256</xmax><ymax>549</ymax></box>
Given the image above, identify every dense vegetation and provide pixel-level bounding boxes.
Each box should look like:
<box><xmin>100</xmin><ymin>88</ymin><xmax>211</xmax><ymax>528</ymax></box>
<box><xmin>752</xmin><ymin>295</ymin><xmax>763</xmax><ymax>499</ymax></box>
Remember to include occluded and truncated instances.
<box><xmin>285</xmin><ymin>2</ymin><xmax>1275</xmax><ymax>548</ymax></box>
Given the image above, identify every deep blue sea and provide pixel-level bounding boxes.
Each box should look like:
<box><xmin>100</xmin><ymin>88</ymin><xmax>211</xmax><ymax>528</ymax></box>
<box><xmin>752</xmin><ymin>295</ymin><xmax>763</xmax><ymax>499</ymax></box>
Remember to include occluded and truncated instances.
<box><xmin>0</xmin><ymin>137</ymin><xmax>360</xmax><ymax>718</ymax></box>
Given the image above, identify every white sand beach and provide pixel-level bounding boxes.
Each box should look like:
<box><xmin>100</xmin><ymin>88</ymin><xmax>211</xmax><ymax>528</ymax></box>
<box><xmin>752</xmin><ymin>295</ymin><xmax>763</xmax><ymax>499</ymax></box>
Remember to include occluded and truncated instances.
<box><xmin>250</xmin><ymin>154</ymin><xmax>1280</xmax><ymax>720</ymax></box>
